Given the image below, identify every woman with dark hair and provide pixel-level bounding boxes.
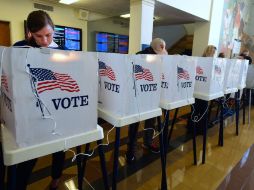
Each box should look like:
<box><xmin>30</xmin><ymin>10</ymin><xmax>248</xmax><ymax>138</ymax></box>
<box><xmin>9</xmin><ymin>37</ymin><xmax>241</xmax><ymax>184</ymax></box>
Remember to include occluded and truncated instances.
<box><xmin>13</xmin><ymin>10</ymin><xmax>65</xmax><ymax>190</ymax></box>
<box><xmin>14</xmin><ymin>10</ymin><xmax>58</xmax><ymax>48</ymax></box>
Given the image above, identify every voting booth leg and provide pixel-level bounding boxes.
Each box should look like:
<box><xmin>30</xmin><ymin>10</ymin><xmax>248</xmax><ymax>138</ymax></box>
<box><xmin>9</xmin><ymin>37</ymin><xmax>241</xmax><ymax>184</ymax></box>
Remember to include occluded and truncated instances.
<box><xmin>7</xmin><ymin>165</ymin><xmax>16</xmax><ymax>190</ymax></box>
<box><xmin>192</xmin><ymin>121</ymin><xmax>197</xmax><ymax>165</ymax></box>
<box><xmin>76</xmin><ymin>144</ymin><xmax>91</xmax><ymax>190</ymax></box>
<box><xmin>76</xmin><ymin>146</ymin><xmax>83</xmax><ymax>190</ymax></box>
<box><xmin>235</xmin><ymin>91</ymin><xmax>240</xmax><ymax>136</ymax></box>
<box><xmin>81</xmin><ymin>144</ymin><xmax>91</xmax><ymax>177</ymax></box>
<box><xmin>248</xmin><ymin>89</ymin><xmax>251</xmax><ymax>125</ymax></box>
<box><xmin>112</xmin><ymin>127</ymin><xmax>121</xmax><ymax>190</ymax></box>
<box><xmin>202</xmin><ymin>101</ymin><xmax>209</xmax><ymax>164</ymax></box>
<box><xmin>243</xmin><ymin>89</ymin><xmax>246</xmax><ymax>125</ymax></box>
<box><xmin>97</xmin><ymin>140</ymin><xmax>110</xmax><ymax>190</ymax></box>
<box><xmin>163</xmin><ymin>110</ymin><xmax>170</xmax><ymax>160</ymax></box>
<box><xmin>218</xmin><ymin>97</ymin><xmax>224</xmax><ymax>147</ymax></box>
<box><xmin>157</xmin><ymin>116</ymin><xmax>167</xmax><ymax>190</ymax></box>
<box><xmin>168</xmin><ymin>108</ymin><xmax>178</xmax><ymax>143</ymax></box>
<box><xmin>208</xmin><ymin>100</ymin><xmax>214</xmax><ymax>123</ymax></box>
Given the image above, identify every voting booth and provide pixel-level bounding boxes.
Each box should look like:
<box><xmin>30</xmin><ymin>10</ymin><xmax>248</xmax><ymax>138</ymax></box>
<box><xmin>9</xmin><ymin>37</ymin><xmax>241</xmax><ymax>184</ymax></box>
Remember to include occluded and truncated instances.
<box><xmin>194</xmin><ymin>57</ymin><xmax>226</xmax><ymax>101</ymax></box>
<box><xmin>246</xmin><ymin>64</ymin><xmax>254</xmax><ymax>89</ymax></box>
<box><xmin>223</xmin><ymin>58</ymin><xmax>241</xmax><ymax>94</ymax></box>
<box><xmin>0</xmin><ymin>47</ymin><xmax>98</xmax><ymax>147</ymax></box>
<box><xmin>237</xmin><ymin>59</ymin><xmax>249</xmax><ymax>90</ymax></box>
<box><xmin>98</xmin><ymin>53</ymin><xmax>162</xmax><ymax>126</ymax></box>
<box><xmin>160</xmin><ymin>55</ymin><xmax>196</xmax><ymax>110</ymax></box>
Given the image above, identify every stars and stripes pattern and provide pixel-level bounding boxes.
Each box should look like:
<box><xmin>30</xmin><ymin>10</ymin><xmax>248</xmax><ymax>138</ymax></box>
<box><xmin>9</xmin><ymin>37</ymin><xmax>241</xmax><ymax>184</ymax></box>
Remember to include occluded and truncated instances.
<box><xmin>1</xmin><ymin>73</ymin><xmax>8</xmax><ymax>92</ymax></box>
<box><xmin>215</xmin><ymin>65</ymin><xmax>221</xmax><ymax>74</ymax></box>
<box><xmin>29</xmin><ymin>67</ymin><xmax>80</xmax><ymax>94</ymax></box>
<box><xmin>98</xmin><ymin>61</ymin><xmax>116</xmax><ymax>81</ymax></box>
<box><xmin>134</xmin><ymin>65</ymin><xmax>153</xmax><ymax>81</ymax></box>
<box><xmin>196</xmin><ymin>66</ymin><xmax>203</xmax><ymax>75</ymax></box>
<box><xmin>177</xmin><ymin>66</ymin><xmax>189</xmax><ymax>80</ymax></box>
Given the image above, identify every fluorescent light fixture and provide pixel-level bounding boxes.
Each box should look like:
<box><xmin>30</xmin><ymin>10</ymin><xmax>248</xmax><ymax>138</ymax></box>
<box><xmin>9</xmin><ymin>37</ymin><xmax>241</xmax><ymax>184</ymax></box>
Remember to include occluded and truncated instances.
<box><xmin>59</xmin><ymin>0</ymin><xmax>79</xmax><ymax>5</ymax></box>
<box><xmin>120</xmin><ymin>13</ymin><xmax>130</xmax><ymax>18</ymax></box>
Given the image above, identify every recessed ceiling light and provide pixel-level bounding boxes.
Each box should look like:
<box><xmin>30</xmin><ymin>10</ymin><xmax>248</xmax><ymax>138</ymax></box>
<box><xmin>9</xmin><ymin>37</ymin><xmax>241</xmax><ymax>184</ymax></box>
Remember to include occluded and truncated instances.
<box><xmin>59</xmin><ymin>0</ymin><xmax>79</xmax><ymax>5</ymax></box>
<box><xmin>120</xmin><ymin>13</ymin><xmax>130</xmax><ymax>18</ymax></box>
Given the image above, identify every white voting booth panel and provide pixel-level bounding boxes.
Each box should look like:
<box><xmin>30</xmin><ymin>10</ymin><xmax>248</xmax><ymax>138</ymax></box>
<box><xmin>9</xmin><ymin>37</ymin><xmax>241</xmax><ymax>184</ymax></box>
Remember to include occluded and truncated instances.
<box><xmin>194</xmin><ymin>57</ymin><xmax>226</xmax><ymax>101</ymax></box>
<box><xmin>98</xmin><ymin>53</ymin><xmax>162</xmax><ymax>127</ymax></box>
<box><xmin>0</xmin><ymin>47</ymin><xmax>99</xmax><ymax>147</ymax></box>
<box><xmin>237</xmin><ymin>59</ymin><xmax>249</xmax><ymax>90</ymax></box>
<box><xmin>1</xmin><ymin>125</ymin><xmax>103</xmax><ymax>165</ymax></box>
<box><xmin>223</xmin><ymin>58</ymin><xmax>241</xmax><ymax>94</ymax></box>
<box><xmin>160</xmin><ymin>55</ymin><xmax>196</xmax><ymax>110</ymax></box>
<box><xmin>246</xmin><ymin>64</ymin><xmax>254</xmax><ymax>89</ymax></box>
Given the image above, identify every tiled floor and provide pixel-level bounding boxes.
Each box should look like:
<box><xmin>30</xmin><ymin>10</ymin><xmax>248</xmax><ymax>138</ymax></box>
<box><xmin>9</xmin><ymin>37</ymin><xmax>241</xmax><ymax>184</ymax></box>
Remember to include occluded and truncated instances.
<box><xmin>25</xmin><ymin>105</ymin><xmax>254</xmax><ymax>190</ymax></box>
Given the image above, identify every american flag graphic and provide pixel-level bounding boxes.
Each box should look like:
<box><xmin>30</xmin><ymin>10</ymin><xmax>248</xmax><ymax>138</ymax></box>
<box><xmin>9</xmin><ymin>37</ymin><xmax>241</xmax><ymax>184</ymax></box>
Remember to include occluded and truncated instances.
<box><xmin>177</xmin><ymin>66</ymin><xmax>189</xmax><ymax>80</ymax></box>
<box><xmin>134</xmin><ymin>65</ymin><xmax>153</xmax><ymax>81</ymax></box>
<box><xmin>196</xmin><ymin>66</ymin><xmax>203</xmax><ymax>75</ymax></box>
<box><xmin>29</xmin><ymin>67</ymin><xmax>80</xmax><ymax>94</ymax></box>
<box><xmin>1</xmin><ymin>73</ymin><xmax>8</xmax><ymax>92</ymax></box>
<box><xmin>215</xmin><ymin>65</ymin><xmax>221</xmax><ymax>74</ymax></box>
<box><xmin>98</xmin><ymin>61</ymin><xmax>116</xmax><ymax>81</ymax></box>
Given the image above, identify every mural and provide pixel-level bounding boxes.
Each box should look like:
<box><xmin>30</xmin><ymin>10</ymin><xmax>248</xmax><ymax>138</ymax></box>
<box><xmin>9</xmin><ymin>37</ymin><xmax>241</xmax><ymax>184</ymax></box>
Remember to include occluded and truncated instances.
<box><xmin>218</xmin><ymin>0</ymin><xmax>254</xmax><ymax>60</ymax></box>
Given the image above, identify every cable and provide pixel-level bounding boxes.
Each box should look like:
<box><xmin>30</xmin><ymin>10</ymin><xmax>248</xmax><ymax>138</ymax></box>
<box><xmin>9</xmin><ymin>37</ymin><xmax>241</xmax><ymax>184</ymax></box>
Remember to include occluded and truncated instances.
<box><xmin>24</xmin><ymin>48</ymin><xmax>61</xmax><ymax>136</ymax></box>
<box><xmin>132</xmin><ymin>59</ymin><xmax>161</xmax><ymax>139</ymax></box>
<box><xmin>64</xmin><ymin>125</ymin><xmax>116</xmax><ymax>162</ymax></box>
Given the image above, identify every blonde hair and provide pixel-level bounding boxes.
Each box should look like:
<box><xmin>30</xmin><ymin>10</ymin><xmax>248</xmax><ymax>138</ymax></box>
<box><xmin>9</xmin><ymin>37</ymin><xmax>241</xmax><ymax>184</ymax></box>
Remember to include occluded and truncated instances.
<box><xmin>202</xmin><ymin>45</ymin><xmax>217</xmax><ymax>57</ymax></box>
<box><xmin>151</xmin><ymin>38</ymin><xmax>168</xmax><ymax>55</ymax></box>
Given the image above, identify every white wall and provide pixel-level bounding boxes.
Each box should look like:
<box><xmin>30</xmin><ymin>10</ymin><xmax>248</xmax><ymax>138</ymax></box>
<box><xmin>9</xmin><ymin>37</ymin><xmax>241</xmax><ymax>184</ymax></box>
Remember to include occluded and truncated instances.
<box><xmin>192</xmin><ymin>0</ymin><xmax>224</xmax><ymax>56</ymax></box>
<box><xmin>87</xmin><ymin>17</ymin><xmax>189</xmax><ymax>51</ymax></box>
<box><xmin>0</xmin><ymin>0</ymin><xmax>87</xmax><ymax>49</ymax></box>
<box><xmin>245</xmin><ymin>1</ymin><xmax>254</xmax><ymax>35</ymax></box>
<box><xmin>87</xmin><ymin>18</ymin><xmax>129</xmax><ymax>51</ymax></box>
<box><xmin>157</xmin><ymin>0</ymin><xmax>212</xmax><ymax>20</ymax></box>
<box><xmin>153</xmin><ymin>25</ymin><xmax>186</xmax><ymax>48</ymax></box>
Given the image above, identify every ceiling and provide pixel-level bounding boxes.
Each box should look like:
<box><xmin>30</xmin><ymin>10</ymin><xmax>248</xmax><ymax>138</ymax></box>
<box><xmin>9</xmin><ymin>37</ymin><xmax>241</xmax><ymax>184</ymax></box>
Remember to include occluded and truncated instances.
<box><xmin>40</xmin><ymin>0</ymin><xmax>206</xmax><ymax>25</ymax></box>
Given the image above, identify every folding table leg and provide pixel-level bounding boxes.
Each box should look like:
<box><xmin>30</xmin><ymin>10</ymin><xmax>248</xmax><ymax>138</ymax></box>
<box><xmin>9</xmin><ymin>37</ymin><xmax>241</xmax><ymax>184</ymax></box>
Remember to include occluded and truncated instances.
<box><xmin>7</xmin><ymin>165</ymin><xmax>16</xmax><ymax>190</ymax></box>
<box><xmin>249</xmin><ymin>89</ymin><xmax>251</xmax><ymax>124</ymax></box>
<box><xmin>192</xmin><ymin>121</ymin><xmax>197</xmax><ymax>165</ymax></box>
<box><xmin>235</xmin><ymin>91</ymin><xmax>240</xmax><ymax>135</ymax></box>
<box><xmin>81</xmin><ymin>144</ymin><xmax>91</xmax><ymax>177</ymax></box>
<box><xmin>163</xmin><ymin>110</ymin><xmax>170</xmax><ymax>160</ymax></box>
<box><xmin>157</xmin><ymin>116</ymin><xmax>167</xmax><ymax>190</ymax></box>
<box><xmin>168</xmin><ymin>108</ymin><xmax>178</xmax><ymax>143</ymax></box>
<box><xmin>76</xmin><ymin>146</ymin><xmax>83</xmax><ymax>190</ymax></box>
<box><xmin>112</xmin><ymin>127</ymin><xmax>121</xmax><ymax>190</ymax></box>
<box><xmin>218</xmin><ymin>97</ymin><xmax>224</xmax><ymax>146</ymax></box>
<box><xmin>202</xmin><ymin>101</ymin><xmax>209</xmax><ymax>164</ymax></box>
<box><xmin>97</xmin><ymin>140</ymin><xmax>109</xmax><ymax>190</ymax></box>
<box><xmin>243</xmin><ymin>89</ymin><xmax>246</xmax><ymax>125</ymax></box>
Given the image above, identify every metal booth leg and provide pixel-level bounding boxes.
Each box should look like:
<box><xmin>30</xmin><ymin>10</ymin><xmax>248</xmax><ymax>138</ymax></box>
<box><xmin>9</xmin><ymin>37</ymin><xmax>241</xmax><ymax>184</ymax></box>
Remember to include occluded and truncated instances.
<box><xmin>97</xmin><ymin>140</ymin><xmax>109</xmax><ymax>190</ymax></box>
<box><xmin>202</xmin><ymin>101</ymin><xmax>209</xmax><ymax>164</ymax></box>
<box><xmin>157</xmin><ymin>116</ymin><xmax>167</xmax><ymax>190</ymax></box>
<box><xmin>112</xmin><ymin>127</ymin><xmax>121</xmax><ymax>190</ymax></box>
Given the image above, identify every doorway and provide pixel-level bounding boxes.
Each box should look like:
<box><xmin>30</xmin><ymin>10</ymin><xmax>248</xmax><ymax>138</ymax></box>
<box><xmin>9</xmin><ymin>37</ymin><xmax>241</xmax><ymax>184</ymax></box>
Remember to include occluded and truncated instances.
<box><xmin>0</xmin><ymin>21</ymin><xmax>11</xmax><ymax>46</ymax></box>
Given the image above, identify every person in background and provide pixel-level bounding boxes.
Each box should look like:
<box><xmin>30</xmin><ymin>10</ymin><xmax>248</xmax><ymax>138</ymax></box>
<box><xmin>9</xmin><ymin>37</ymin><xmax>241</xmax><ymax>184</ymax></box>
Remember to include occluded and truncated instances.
<box><xmin>191</xmin><ymin>45</ymin><xmax>217</xmax><ymax>134</ymax></box>
<box><xmin>13</xmin><ymin>10</ymin><xmax>65</xmax><ymax>190</ymax></box>
<box><xmin>202</xmin><ymin>45</ymin><xmax>217</xmax><ymax>57</ymax></box>
<box><xmin>126</xmin><ymin>38</ymin><xmax>168</xmax><ymax>163</ymax></box>
<box><xmin>239</xmin><ymin>49</ymin><xmax>252</xmax><ymax>64</ymax></box>
<box><xmin>218</xmin><ymin>52</ymin><xmax>225</xmax><ymax>58</ymax></box>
